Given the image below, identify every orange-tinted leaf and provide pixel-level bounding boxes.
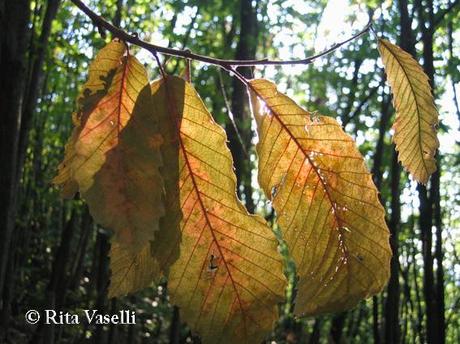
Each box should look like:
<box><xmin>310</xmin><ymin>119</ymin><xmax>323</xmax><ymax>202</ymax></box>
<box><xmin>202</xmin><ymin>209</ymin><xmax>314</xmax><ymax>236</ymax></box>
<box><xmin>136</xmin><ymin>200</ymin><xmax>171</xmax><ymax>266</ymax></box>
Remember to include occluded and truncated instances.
<box><xmin>83</xmin><ymin>83</ymin><xmax>165</xmax><ymax>253</ymax></box>
<box><xmin>151</xmin><ymin>76</ymin><xmax>286</xmax><ymax>343</ymax></box>
<box><xmin>54</xmin><ymin>40</ymin><xmax>165</xmax><ymax>257</ymax></box>
<box><xmin>109</xmin><ymin>241</ymin><xmax>160</xmax><ymax>298</ymax></box>
<box><xmin>378</xmin><ymin>38</ymin><xmax>439</xmax><ymax>184</ymax></box>
<box><xmin>53</xmin><ymin>40</ymin><xmax>126</xmax><ymax>198</ymax></box>
<box><xmin>249</xmin><ymin>79</ymin><xmax>391</xmax><ymax>316</ymax></box>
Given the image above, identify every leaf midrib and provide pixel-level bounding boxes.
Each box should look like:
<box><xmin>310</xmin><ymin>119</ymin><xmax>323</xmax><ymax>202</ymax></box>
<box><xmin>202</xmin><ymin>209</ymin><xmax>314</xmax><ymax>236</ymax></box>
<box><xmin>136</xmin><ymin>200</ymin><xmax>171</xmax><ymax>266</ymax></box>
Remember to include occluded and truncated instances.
<box><xmin>248</xmin><ymin>81</ymin><xmax>350</xmax><ymax>261</ymax></box>
<box><xmin>162</xmin><ymin>78</ymin><xmax>249</xmax><ymax>338</ymax></box>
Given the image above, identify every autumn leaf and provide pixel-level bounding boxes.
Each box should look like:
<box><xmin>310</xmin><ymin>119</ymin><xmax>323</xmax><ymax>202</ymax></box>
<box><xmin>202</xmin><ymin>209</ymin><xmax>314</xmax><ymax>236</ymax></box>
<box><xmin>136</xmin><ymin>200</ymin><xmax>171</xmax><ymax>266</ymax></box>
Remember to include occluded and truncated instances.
<box><xmin>109</xmin><ymin>241</ymin><xmax>160</xmax><ymax>298</ymax></box>
<box><xmin>54</xmin><ymin>40</ymin><xmax>165</xmax><ymax>255</ymax></box>
<box><xmin>248</xmin><ymin>79</ymin><xmax>391</xmax><ymax>316</ymax></box>
<box><xmin>378</xmin><ymin>38</ymin><xmax>439</xmax><ymax>184</ymax></box>
<box><xmin>102</xmin><ymin>83</ymin><xmax>166</xmax><ymax>297</ymax></box>
<box><xmin>151</xmin><ymin>76</ymin><xmax>286</xmax><ymax>344</ymax></box>
<box><xmin>53</xmin><ymin>40</ymin><xmax>126</xmax><ymax>198</ymax></box>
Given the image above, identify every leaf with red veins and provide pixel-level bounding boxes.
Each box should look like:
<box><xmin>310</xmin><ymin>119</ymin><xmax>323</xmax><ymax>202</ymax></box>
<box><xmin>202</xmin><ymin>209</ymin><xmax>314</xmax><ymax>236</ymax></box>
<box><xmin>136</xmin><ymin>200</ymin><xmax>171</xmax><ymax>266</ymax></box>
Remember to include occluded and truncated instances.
<box><xmin>248</xmin><ymin>79</ymin><xmax>391</xmax><ymax>316</ymax></box>
<box><xmin>151</xmin><ymin>76</ymin><xmax>286</xmax><ymax>344</ymax></box>
<box><xmin>54</xmin><ymin>40</ymin><xmax>165</xmax><ymax>260</ymax></box>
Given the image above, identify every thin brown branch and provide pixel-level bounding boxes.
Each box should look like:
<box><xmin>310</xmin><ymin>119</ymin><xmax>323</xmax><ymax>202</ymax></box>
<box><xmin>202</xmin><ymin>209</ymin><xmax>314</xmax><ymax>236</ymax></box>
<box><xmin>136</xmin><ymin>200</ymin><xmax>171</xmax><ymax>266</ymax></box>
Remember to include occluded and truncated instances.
<box><xmin>71</xmin><ymin>0</ymin><xmax>371</xmax><ymax>68</ymax></box>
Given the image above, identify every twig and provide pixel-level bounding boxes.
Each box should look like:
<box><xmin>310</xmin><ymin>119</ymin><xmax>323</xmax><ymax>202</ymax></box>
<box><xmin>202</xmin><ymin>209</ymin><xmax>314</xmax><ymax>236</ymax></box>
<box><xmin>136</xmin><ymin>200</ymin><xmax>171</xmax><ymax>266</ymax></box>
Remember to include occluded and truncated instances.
<box><xmin>152</xmin><ymin>51</ymin><xmax>166</xmax><ymax>79</ymax></box>
<box><xmin>217</xmin><ymin>69</ymin><xmax>250</xmax><ymax>159</ymax></box>
<box><xmin>71</xmin><ymin>0</ymin><xmax>371</xmax><ymax>69</ymax></box>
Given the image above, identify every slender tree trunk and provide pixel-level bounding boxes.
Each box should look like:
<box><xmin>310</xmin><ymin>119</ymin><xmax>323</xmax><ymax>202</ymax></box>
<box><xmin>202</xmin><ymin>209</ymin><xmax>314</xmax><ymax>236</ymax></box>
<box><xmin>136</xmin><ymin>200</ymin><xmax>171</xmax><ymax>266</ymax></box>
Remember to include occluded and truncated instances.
<box><xmin>381</xmin><ymin>4</ymin><xmax>411</xmax><ymax>338</ymax></box>
<box><xmin>371</xmin><ymin>297</ymin><xmax>381</xmax><ymax>344</ymax></box>
<box><xmin>415</xmin><ymin>0</ymin><xmax>445</xmax><ymax>342</ymax></box>
<box><xmin>349</xmin><ymin>305</ymin><xmax>365</xmax><ymax>340</ymax></box>
<box><xmin>433</xmin><ymin>171</ymin><xmax>445</xmax><ymax>342</ymax></box>
<box><xmin>397</xmin><ymin>1</ymin><xmax>440</xmax><ymax>342</ymax></box>
<box><xmin>330</xmin><ymin>312</ymin><xmax>346</xmax><ymax>343</ymax></box>
<box><xmin>371</xmin><ymin>88</ymin><xmax>390</xmax><ymax>191</ymax></box>
<box><xmin>447</xmin><ymin>23</ymin><xmax>460</xmax><ymax>126</ymax></box>
<box><xmin>309</xmin><ymin>319</ymin><xmax>321</xmax><ymax>344</ymax></box>
<box><xmin>411</xmin><ymin>238</ymin><xmax>425</xmax><ymax>342</ymax></box>
<box><xmin>1</xmin><ymin>1</ymin><xmax>60</xmax><ymax>339</ymax></box>
<box><xmin>93</xmin><ymin>230</ymin><xmax>111</xmax><ymax>344</ymax></box>
<box><xmin>31</xmin><ymin>211</ymin><xmax>76</xmax><ymax>344</ymax></box>
<box><xmin>169</xmin><ymin>306</ymin><xmax>181</xmax><ymax>344</ymax></box>
<box><xmin>226</xmin><ymin>0</ymin><xmax>258</xmax><ymax>212</ymax></box>
<box><xmin>425</xmin><ymin>9</ymin><xmax>445</xmax><ymax>344</ymax></box>
<box><xmin>0</xmin><ymin>0</ymin><xmax>31</xmax><ymax>338</ymax></box>
<box><xmin>70</xmin><ymin>208</ymin><xmax>93</xmax><ymax>290</ymax></box>
<box><xmin>114</xmin><ymin>0</ymin><xmax>123</xmax><ymax>27</ymax></box>
<box><xmin>341</xmin><ymin>58</ymin><xmax>362</xmax><ymax>128</ymax></box>
<box><xmin>17</xmin><ymin>0</ymin><xmax>60</xmax><ymax>179</ymax></box>
<box><xmin>384</xmin><ymin>151</ymin><xmax>401</xmax><ymax>344</ymax></box>
<box><xmin>400</xmin><ymin>257</ymin><xmax>415</xmax><ymax>343</ymax></box>
<box><xmin>368</xmin><ymin>82</ymin><xmax>391</xmax><ymax>344</ymax></box>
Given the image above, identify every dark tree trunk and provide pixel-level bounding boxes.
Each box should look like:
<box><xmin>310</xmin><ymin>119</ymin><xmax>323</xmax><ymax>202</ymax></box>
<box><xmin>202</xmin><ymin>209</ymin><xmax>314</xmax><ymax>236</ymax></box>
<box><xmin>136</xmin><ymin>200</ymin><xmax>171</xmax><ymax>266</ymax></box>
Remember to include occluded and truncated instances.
<box><xmin>381</xmin><ymin>3</ymin><xmax>413</xmax><ymax>338</ymax></box>
<box><xmin>415</xmin><ymin>0</ymin><xmax>445</xmax><ymax>342</ymax></box>
<box><xmin>341</xmin><ymin>58</ymin><xmax>362</xmax><ymax>128</ymax></box>
<box><xmin>113</xmin><ymin>0</ymin><xmax>123</xmax><ymax>27</ymax></box>
<box><xmin>400</xmin><ymin>0</ymin><xmax>443</xmax><ymax>344</ymax></box>
<box><xmin>411</xmin><ymin>238</ymin><xmax>425</xmax><ymax>342</ymax></box>
<box><xmin>418</xmin><ymin>182</ymin><xmax>436</xmax><ymax>343</ymax></box>
<box><xmin>169</xmin><ymin>306</ymin><xmax>181</xmax><ymax>344</ymax></box>
<box><xmin>93</xmin><ymin>230</ymin><xmax>111</xmax><ymax>344</ymax></box>
<box><xmin>309</xmin><ymin>319</ymin><xmax>321</xmax><ymax>344</ymax></box>
<box><xmin>70</xmin><ymin>208</ymin><xmax>93</xmax><ymax>290</ymax></box>
<box><xmin>17</xmin><ymin>0</ymin><xmax>60</xmax><ymax>180</ymax></box>
<box><xmin>426</xmin><ymin>6</ymin><xmax>445</xmax><ymax>343</ymax></box>
<box><xmin>384</xmin><ymin>151</ymin><xmax>401</xmax><ymax>344</ymax></box>
<box><xmin>369</xmin><ymin>82</ymin><xmax>391</xmax><ymax>344</ymax></box>
<box><xmin>0</xmin><ymin>0</ymin><xmax>31</xmax><ymax>338</ymax></box>
<box><xmin>371</xmin><ymin>87</ymin><xmax>390</xmax><ymax>191</ymax></box>
<box><xmin>447</xmin><ymin>22</ymin><xmax>460</xmax><ymax>126</ymax></box>
<box><xmin>31</xmin><ymin>211</ymin><xmax>76</xmax><ymax>344</ymax></box>
<box><xmin>1</xmin><ymin>2</ymin><xmax>60</xmax><ymax>339</ymax></box>
<box><xmin>372</xmin><ymin>297</ymin><xmax>381</xmax><ymax>344</ymax></box>
<box><xmin>433</xmin><ymin>170</ymin><xmax>445</xmax><ymax>341</ymax></box>
<box><xmin>330</xmin><ymin>312</ymin><xmax>346</xmax><ymax>343</ymax></box>
<box><xmin>226</xmin><ymin>0</ymin><xmax>258</xmax><ymax>212</ymax></box>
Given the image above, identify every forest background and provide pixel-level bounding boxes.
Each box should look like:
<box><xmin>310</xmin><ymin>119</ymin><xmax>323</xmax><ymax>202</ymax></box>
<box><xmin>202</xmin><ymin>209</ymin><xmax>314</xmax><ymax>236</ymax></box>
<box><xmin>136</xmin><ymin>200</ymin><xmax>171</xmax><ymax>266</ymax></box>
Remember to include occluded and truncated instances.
<box><xmin>0</xmin><ymin>0</ymin><xmax>459</xmax><ymax>343</ymax></box>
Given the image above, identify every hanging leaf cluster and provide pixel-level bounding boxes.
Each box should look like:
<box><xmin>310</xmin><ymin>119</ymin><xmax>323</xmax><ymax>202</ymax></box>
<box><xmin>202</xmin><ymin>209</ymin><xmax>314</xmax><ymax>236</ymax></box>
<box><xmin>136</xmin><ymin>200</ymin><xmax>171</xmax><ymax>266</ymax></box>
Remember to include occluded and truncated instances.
<box><xmin>54</xmin><ymin>36</ymin><xmax>438</xmax><ymax>342</ymax></box>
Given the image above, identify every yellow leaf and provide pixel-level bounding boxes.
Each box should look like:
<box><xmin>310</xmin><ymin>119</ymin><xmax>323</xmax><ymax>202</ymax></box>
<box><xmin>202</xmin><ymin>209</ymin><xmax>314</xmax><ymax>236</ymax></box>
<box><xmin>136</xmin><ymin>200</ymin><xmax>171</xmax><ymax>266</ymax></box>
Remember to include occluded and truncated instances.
<box><xmin>53</xmin><ymin>130</ymin><xmax>79</xmax><ymax>198</ymax></box>
<box><xmin>151</xmin><ymin>76</ymin><xmax>286</xmax><ymax>344</ymax></box>
<box><xmin>248</xmin><ymin>79</ymin><xmax>391</xmax><ymax>316</ymax></box>
<box><xmin>54</xmin><ymin>40</ymin><xmax>165</xmax><ymax>257</ymax></box>
<box><xmin>378</xmin><ymin>38</ymin><xmax>439</xmax><ymax>184</ymax></box>
<box><xmin>108</xmin><ymin>241</ymin><xmax>160</xmax><ymax>298</ymax></box>
<box><xmin>53</xmin><ymin>40</ymin><xmax>126</xmax><ymax>198</ymax></box>
<box><xmin>83</xmin><ymin>83</ymin><xmax>165</xmax><ymax>253</ymax></box>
